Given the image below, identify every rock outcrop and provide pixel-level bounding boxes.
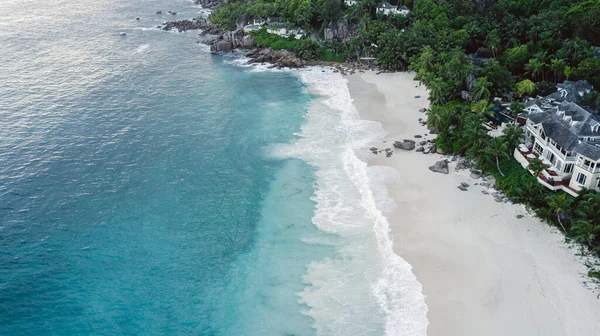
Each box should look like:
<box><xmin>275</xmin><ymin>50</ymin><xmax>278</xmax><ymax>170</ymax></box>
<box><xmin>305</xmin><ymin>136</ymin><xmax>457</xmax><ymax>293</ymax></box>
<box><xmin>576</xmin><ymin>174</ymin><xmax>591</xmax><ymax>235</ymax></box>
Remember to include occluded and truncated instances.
<box><xmin>324</xmin><ymin>18</ymin><xmax>357</xmax><ymax>42</ymax></box>
<box><xmin>207</xmin><ymin>29</ymin><xmax>247</xmax><ymax>52</ymax></box>
<box><xmin>429</xmin><ymin>160</ymin><xmax>449</xmax><ymax>174</ymax></box>
<box><xmin>393</xmin><ymin>140</ymin><xmax>415</xmax><ymax>150</ymax></box>
<box><xmin>194</xmin><ymin>0</ymin><xmax>225</xmax><ymax>8</ymax></box>
<box><xmin>162</xmin><ymin>17</ymin><xmax>221</xmax><ymax>34</ymax></box>
<box><xmin>246</xmin><ymin>48</ymin><xmax>305</xmax><ymax>68</ymax></box>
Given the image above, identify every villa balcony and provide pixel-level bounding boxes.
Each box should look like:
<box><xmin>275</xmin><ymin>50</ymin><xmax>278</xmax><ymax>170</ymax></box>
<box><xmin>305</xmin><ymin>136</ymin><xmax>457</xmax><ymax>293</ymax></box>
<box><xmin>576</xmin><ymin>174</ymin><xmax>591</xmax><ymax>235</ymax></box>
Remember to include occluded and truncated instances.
<box><xmin>513</xmin><ymin>146</ymin><xmax>579</xmax><ymax>197</ymax></box>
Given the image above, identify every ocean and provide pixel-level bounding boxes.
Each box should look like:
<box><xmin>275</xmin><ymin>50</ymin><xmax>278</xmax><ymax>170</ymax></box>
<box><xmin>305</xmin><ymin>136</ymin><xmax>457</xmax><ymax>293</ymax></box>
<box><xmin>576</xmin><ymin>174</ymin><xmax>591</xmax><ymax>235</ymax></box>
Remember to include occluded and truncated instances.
<box><xmin>0</xmin><ymin>0</ymin><xmax>427</xmax><ymax>335</ymax></box>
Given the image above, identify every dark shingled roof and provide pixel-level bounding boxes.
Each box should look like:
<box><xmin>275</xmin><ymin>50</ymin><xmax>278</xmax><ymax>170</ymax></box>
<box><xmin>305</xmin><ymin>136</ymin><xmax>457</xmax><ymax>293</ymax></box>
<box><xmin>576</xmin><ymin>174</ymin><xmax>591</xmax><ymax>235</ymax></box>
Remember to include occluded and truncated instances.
<box><xmin>377</xmin><ymin>2</ymin><xmax>396</xmax><ymax>9</ymax></box>
<box><xmin>572</xmin><ymin>142</ymin><xmax>600</xmax><ymax>160</ymax></box>
<box><xmin>528</xmin><ymin>101</ymin><xmax>600</xmax><ymax>151</ymax></box>
<box><xmin>546</xmin><ymin>80</ymin><xmax>594</xmax><ymax>103</ymax></box>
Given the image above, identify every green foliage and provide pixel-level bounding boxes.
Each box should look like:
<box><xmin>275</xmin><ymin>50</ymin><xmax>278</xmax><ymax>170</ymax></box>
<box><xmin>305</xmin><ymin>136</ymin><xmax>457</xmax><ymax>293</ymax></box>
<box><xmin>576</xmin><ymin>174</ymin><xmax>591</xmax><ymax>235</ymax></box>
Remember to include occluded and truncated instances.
<box><xmin>210</xmin><ymin>2</ymin><xmax>249</xmax><ymax>30</ymax></box>
<box><xmin>572</xmin><ymin>58</ymin><xmax>600</xmax><ymax>88</ymax></box>
<box><xmin>515</xmin><ymin>79</ymin><xmax>535</xmax><ymax>97</ymax></box>
<box><xmin>482</xmin><ymin>59</ymin><xmax>515</xmax><ymax>97</ymax></box>
<box><xmin>580</xmin><ymin>91</ymin><xmax>600</xmax><ymax>111</ymax></box>
<box><xmin>375</xmin><ymin>29</ymin><xmax>406</xmax><ymax>71</ymax></box>
<box><xmin>322</xmin><ymin>0</ymin><xmax>343</xmax><ymax>23</ymax></box>
<box><xmin>503</xmin><ymin>45</ymin><xmax>530</xmax><ymax>73</ymax></box>
<box><xmin>410</xmin><ymin>46</ymin><xmax>473</xmax><ymax>101</ymax></box>
<box><xmin>567</xmin><ymin>0</ymin><xmax>600</xmax><ymax>44</ymax></box>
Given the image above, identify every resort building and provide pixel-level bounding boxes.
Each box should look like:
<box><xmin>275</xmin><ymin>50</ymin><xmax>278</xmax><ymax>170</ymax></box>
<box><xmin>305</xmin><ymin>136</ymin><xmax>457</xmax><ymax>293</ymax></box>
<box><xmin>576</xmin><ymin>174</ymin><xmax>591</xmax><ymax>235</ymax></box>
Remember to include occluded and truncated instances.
<box><xmin>376</xmin><ymin>2</ymin><xmax>407</xmax><ymax>16</ymax></box>
<box><xmin>397</xmin><ymin>5</ymin><xmax>410</xmax><ymax>15</ymax></box>
<box><xmin>514</xmin><ymin>82</ymin><xmax>600</xmax><ymax>196</ymax></box>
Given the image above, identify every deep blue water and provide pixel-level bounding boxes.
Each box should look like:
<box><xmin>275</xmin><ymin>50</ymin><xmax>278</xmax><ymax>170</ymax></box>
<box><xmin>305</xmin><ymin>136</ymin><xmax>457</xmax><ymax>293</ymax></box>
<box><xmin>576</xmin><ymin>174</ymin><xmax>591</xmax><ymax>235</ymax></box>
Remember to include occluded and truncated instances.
<box><xmin>0</xmin><ymin>1</ymin><xmax>331</xmax><ymax>334</ymax></box>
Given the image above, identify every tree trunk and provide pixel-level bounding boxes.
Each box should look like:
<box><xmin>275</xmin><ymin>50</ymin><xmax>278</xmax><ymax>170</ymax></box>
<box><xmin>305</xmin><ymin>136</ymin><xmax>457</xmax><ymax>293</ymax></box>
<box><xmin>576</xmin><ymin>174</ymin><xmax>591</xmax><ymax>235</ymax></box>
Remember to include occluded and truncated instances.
<box><xmin>556</xmin><ymin>213</ymin><xmax>567</xmax><ymax>232</ymax></box>
<box><xmin>496</xmin><ymin>156</ymin><xmax>505</xmax><ymax>177</ymax></box>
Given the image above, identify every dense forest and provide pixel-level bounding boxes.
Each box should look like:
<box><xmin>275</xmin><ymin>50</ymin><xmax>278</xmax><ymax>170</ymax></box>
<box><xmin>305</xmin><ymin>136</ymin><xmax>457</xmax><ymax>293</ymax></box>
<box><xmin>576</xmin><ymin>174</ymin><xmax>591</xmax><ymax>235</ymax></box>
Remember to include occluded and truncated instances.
<box><xmin>208</xmin><ymin>0</ymin><xmax>600</xmax><ymax>279</ymax></box>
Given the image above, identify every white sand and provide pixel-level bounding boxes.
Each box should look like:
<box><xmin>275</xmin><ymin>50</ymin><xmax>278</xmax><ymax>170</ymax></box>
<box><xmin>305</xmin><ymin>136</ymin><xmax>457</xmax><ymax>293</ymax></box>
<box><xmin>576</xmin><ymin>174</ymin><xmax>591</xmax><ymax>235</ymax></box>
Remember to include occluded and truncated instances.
<box><xmin>347</xmin><ymin>71</ymin><xmax>600</xmax><ymax>336</ymax></box>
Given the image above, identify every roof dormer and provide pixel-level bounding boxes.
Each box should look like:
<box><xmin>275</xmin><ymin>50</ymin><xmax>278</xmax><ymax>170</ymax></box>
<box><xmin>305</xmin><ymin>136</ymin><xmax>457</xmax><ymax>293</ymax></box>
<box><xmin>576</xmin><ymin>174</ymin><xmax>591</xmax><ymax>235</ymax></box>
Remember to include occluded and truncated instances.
<box><xmin>593</xmin><ymin>123</ymin><xmax>600</xmax><ymax>133</ymax></box>
<box><xmin>560</xmin><ymin>89</ymin><xmax>568</xmax><ymax>98</ymax></box>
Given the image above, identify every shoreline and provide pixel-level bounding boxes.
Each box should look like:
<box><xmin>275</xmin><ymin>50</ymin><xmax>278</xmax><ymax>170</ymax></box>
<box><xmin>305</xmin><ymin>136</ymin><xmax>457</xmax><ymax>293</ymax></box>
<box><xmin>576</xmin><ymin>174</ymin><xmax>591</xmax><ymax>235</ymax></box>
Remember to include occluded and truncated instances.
<box><xmin>346</xmin><ymin>71</ymin><xmax>600</xmax><ymax>336</ymax></box>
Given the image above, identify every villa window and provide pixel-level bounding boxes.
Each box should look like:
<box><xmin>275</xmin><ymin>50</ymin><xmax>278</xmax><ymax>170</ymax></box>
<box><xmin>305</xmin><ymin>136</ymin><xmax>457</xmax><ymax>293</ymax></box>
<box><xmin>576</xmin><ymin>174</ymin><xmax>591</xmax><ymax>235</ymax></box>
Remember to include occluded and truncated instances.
<box><xmin>597</xmin><ymin>178</ymin><xmax>600</xmax><ymax>188</ymax></box>
<box><xmin>576</xmin><ymin>172</ymin><xmax>587</xmax><ymax>185</ymax></box>
<box><xmin>564</xmin><ymin>164</ymin><xmax>574</xmax><ymax>174</ymax></box>
<box><xmin>534</xmin><ymin>143</ymin><xmax>543</xmax><ymax>154</ymax></box>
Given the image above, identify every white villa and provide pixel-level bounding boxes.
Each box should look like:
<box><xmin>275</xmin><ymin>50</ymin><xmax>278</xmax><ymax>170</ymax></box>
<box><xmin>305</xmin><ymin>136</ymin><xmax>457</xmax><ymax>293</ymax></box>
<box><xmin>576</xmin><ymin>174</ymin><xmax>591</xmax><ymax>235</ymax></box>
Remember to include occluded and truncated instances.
<box><xmin>514</xmin><ymin>80</ymin><xmax>600</xmax><ymax>196</ymax></box>
<box><xmin>376</xmin><ymin>3</ymin><xmax>410</xmax><ymax>16</ymax></box>
<box><xmin>344</xmin><ymin>0</ymin><xmax>357</xmax><ymax>6</ymax></box>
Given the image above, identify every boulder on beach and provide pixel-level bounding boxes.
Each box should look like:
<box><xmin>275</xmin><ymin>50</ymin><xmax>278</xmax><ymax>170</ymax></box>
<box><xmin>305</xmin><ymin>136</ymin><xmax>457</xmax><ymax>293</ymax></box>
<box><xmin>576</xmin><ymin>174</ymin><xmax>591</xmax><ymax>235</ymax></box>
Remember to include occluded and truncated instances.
<box><xmin>470</xmin><ymin>170</ymin><xmax>482</xmax><ymax>179</ymax></box>
<box><xmin>458</xmin><ymin>185</ymin><xmax>468</xmax><ymax>191</ymax></box>
<box><xmin>393</xmin><ymin>139</ymin><xmax>415</xmax><ymax>150</ymax></box>
<box><xmin>429</xmin><ymin>160</ymin><xmax>449</xmax><ymax>174</ymax></box>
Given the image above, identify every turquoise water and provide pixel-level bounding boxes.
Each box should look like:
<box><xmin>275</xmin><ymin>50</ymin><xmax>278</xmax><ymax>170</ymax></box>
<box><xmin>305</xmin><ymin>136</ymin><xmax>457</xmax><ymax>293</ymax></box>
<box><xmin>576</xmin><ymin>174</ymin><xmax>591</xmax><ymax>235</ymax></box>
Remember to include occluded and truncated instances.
<box><xmin>0</xmin><ymin>0</ymin><xmax>335</xmax><ymax>334</ymax></box>
<box><xmin>0</xmin><ymin>0</ymin><xmax>430</xmax><ymax>334</ymax></box>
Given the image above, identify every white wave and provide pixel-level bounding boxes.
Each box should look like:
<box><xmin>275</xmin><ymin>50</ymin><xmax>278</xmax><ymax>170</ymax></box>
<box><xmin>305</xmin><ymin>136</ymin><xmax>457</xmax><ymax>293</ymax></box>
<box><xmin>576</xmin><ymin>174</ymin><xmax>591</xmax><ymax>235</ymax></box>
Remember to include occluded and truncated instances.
<box><xmin>270</xmin><ymin>68</ymin><xmax>428</xmax><ymax>335</ymax></box>
<box><xmin>136</xmin><ymin>44</ymin><xmax>150</xmax><ymax>53</ymax></box>
<box><xmin>131</xmin><ymin>27</ymin><xmax>160</xmax><ymax>31</ymax></box>
<box><xmin>221</xmin><ymin>52</ymin><xmax>292</xmax><ymax>73</ymax></box>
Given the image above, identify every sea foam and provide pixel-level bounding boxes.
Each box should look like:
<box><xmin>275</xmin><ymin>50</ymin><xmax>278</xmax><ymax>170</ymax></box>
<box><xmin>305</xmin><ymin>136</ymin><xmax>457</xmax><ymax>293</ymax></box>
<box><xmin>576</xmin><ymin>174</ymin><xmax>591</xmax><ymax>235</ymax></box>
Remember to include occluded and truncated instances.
<box><xmin>271</xmin><ymin>68</ymin><xmax>429</xmax><ymax>336</ymax></box>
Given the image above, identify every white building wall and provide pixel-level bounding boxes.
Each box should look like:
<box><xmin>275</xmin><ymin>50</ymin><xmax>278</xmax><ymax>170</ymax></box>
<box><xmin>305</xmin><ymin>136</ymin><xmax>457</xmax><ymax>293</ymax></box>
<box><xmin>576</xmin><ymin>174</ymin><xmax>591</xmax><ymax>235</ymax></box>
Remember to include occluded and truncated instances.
<box><xmin>570</xmin><ymin>156</ymin><xmax>600</xmax><ymax>191</ymax></box>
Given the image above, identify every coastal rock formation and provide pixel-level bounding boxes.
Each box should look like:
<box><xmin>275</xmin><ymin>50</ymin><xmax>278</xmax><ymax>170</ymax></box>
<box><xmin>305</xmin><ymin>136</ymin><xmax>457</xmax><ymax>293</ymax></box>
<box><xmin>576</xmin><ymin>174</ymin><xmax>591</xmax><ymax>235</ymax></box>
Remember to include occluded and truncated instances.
<box><xmin>429</xmin><ymin>160</ymin><xmax>449</xmax><ymax>174</ymax></box>
<box><xmin>324</xmin><ymin>18</ymin><xmax>357</xmax><ymax>42</ymax></box>
<box><xmin>209</xmin><ymin>30</ymin><xmax>246</xmax><ymax>52</ymax></box>
<box><xmin>162</xmin><ymin>17</ymin><xmax>221</xmax><ymax>34</ymax></box>
<box><xmin>393</xmin><ymin>139</ymin><xmax>415</xmax><ymax>150</ymax></box>
<box><xmin>235</xmin><ymin>14</ymin><xmax>250</xmax><ymax>29</ymax></box>
<box><xmin>242</xmin><ymin>35</ymin><xmax>254</xmax><ymax>49</ymax></box>
<box><xmin>246</xmin><ymin>48</ymin><xmax>305</xmax><ymax>68</ymax></box>
<box><xmin>194</xmin><ymin>0</ymin><xmax>225</xmax><ymax>8</ymax></box>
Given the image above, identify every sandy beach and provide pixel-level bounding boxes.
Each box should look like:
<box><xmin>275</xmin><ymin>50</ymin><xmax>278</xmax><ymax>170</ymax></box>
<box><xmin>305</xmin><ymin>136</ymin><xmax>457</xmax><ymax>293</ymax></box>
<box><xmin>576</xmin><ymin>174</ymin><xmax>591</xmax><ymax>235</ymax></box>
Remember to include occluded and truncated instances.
<box><xmin>347</xmin><ymin>71</ymin><xmax>600</xmax><ymax>336</ymax></box>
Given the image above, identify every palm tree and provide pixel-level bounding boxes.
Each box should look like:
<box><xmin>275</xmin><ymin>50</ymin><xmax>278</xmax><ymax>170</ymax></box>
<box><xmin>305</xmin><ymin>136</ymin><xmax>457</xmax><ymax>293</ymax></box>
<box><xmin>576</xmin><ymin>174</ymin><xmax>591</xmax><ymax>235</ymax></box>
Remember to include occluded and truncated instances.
<box><xmin>509</xmin><ymin>101</ymin><xmax>524</xmax><ymax>117</ymax></box>
<box><xmin>460</xmin><ymin>116</ymin><xmax>487</xmax><ymax>155</ymax></box>
<box><xmin>471</xmin><ymin>100</ymin><xmax>494</xmax><ymax>118</ymax></box>
<box><xmin>427</xmin><ymin>105</ymin><xmax>456</xmax><ymax>138</ymax></box>
<box><xmin>486</xmin><ymin>29</ymin><xmax>500</xmax><ymax>58</ymax></box>
<box><xmin>502</xmin><ymin>124</ymin><xmax>522</xmax><ymax>153</ymax></box>
<box><xmin>546</xmin><ymin>193</ymin><xmax>573</xmax><ymax>233</ymax></box>
<box><xmin>570</xmin><ymin>220</ymin><xmax>600</xmax><ymax>246</ymax></box>
<box><xmin>528</xmin><ymin>158</ymin><xmax>548</xmax><ymax>176</ymax></box>
<box><xmin>525</xmin><ymin>58</ymin><xmax>544</xmax><ymax>81</ymax></box>
<box><xmin>472</xmin><ymin>76</ymin><xmax>492</xmax><ymax>102</ymax></box>
<box><xmin>564</xmin><ymin>66</ymin><xmax>572</xmax><ymax>80</ymax></box>
<box><xmin>550</xmin><ymin>58</ymin><xmax>566</xmax><ymax>82</ymax></box>
<box><xmin>536</xmin><ymin>207</ymin><xmax>556</xmax><ymax>223</ymax></box>
<box><xmin>428</xmin><ymin>78</ymin><xmax>446</xmax><ymax>106</ymax></box>
<box><xmin>485</xmin><ymin>137</ymin><xmax>509</xmax><ymax>176</ymax></box>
